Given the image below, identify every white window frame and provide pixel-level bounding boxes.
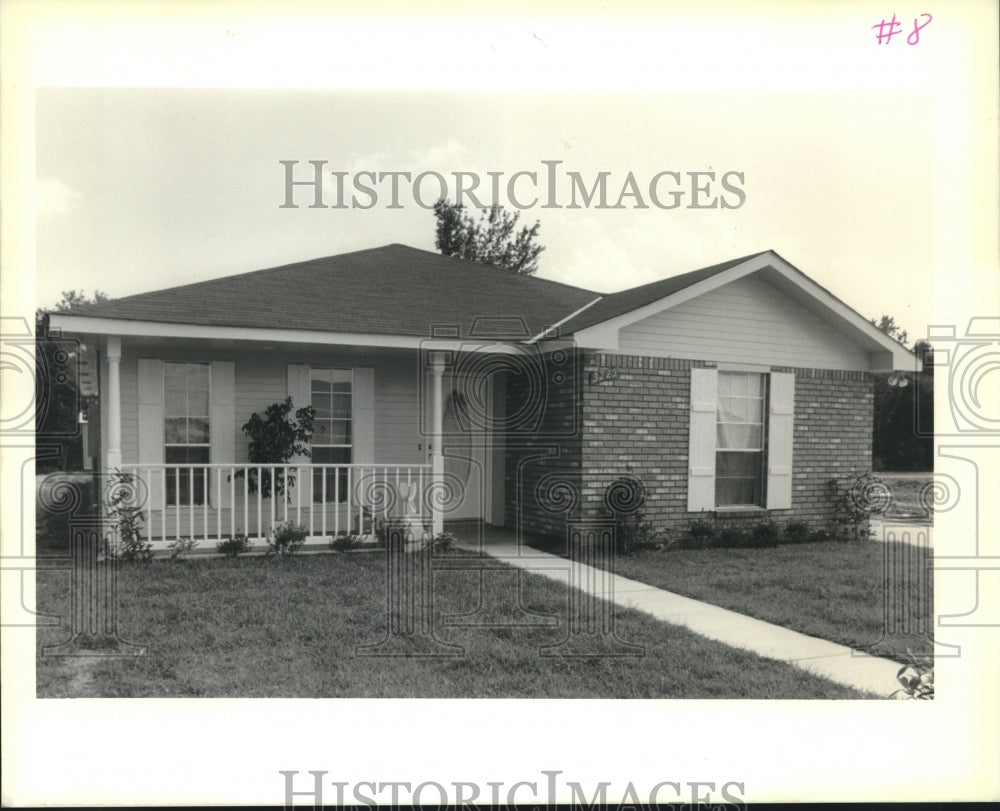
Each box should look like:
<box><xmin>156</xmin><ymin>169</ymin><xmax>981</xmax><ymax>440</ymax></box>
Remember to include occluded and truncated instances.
<box><xmin>310</xmin><ymin>367</ymin><xmax>354</xmax><ymax>503</ymax></box>
<box><xmin>687</xmin><ymin>367</ymin><xmax>795</xmax><ymax>512</ymax></box>
<box><xmin>163</xmin><ymin>361</ymin><xmax>211</xmax><ymax>506</ymax></box>
<box><xmin>715</xmin><ymin>371</ymin><xmax>768</xmax><ymax>508</ymax></box>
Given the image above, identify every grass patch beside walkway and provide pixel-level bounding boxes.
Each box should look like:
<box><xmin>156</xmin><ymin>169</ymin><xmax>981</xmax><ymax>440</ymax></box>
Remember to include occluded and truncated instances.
<box><xmin>36</xmin><ymin>552</ymin><xmax>870</xmax><ymax>699</ymax></box>
<box><xmin>606</xmin><ymin>541</ymin><xmax>933</xmax><ymax>662</ymax></box>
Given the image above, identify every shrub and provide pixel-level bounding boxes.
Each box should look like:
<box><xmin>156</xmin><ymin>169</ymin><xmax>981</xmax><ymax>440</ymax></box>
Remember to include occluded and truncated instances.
<box><xmin>710</xmin><ymin>527</ymin><xmax>744</xmax><ymax>548</ymax></box>
<box><xmin>103</xmin><ymin>469</ymin><xmax>152</xmax><ymax>562</ymax></box>
<box><xmin>890</xmin><ymin>653</ymin><xmax>934</xmax><ymax>700</ymax></box>
<box><xmin>782</xmin><ymin>521</ymin><xmax>812</xmax><ymax>545</ymax></box>
<box><xmin>808</xmin><ymin>528</ymin><xmax>833</xmax><ymax>544</ymax></box>
<box><xmin>216</xmin><ymin>532</ymin><xmax>252</xmax><ymax>557</ymax></box>
<box><xmin>426</xmin><ymin>531</ymin><xmax>457</xmax><ymax>552</ymax></box>
<box><xmin>827</xmin><ymin>472</ymin><xmax>889</xmax><ymax>542</ymax></box>
<box><xmin>749</xmin><ymin>521</ymin><xmax>781</xmax><ymax>548</ymax></box>
<box><xmin>680</xmin><ymin>520</ymin><xmax>717</xmax><ymax>549</ymax></box>
<box><xmin>235</xmin><ymin>398</ymin><xmax>315</xmax><ymax>501</ymax></box>
<box><xmin>268</xmin><ymin>521</ymin><xmax>308</xmax><ymax>555</ymax></box>
<box><xmin>330</xmin><ymin>532</ymin><xmax>363</xmax><ymax>552</ymax></box>
<box><xmin>602</xmin><ymin>473</ymin><xmax>666</xmax><ymax>554</ymax></box>
<box><xmin>167</xmin><ymin>537</ymin><xmax>199</xmax><ymax>561</ymax></box>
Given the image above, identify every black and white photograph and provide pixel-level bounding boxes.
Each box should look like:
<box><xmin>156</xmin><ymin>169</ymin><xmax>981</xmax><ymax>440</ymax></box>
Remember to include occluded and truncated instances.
<box><xmin>2</xmin><ymin>1</ymin><xmax>998</xmax><ymax>806</ymax></box>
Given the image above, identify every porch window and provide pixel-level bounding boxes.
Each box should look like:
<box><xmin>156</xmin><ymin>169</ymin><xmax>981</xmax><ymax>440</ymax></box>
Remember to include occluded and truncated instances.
<box><xmin>311</xmin><ymin>368</ymin><xmax>352</xmax><ymax>502</ymax></box>
<box><xmin>164</xmin><ymin>362</ymin><xmax>210</xmax><ymax>506</ymax></box>
<box><xmin>715</xmin><ymin>371</ymin><xmax>767</xmax><ymax>506</ymax></box>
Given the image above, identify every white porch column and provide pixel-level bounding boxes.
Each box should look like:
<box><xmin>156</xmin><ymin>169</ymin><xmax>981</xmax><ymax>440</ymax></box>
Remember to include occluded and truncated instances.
<box><xmin>430</xmin><ymin>352</ymin><xmax>445</xmax><ymax>536</ymax></box>
<box><xmin>106</xmin><ymin>336</ymin><xmax>122</xmax><ymax>471</ymax></box>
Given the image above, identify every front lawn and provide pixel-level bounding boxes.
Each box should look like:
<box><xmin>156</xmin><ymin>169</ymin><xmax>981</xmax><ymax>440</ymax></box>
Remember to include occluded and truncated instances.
<box><xmin>35</xmin><ymin>551</ymin><xmax>871</xmax><ymax>699</ymax></box>
<box><xmin>606</xmin><ymin>541</ymin><xmax>933</xmax><ymax>662</ymax></box>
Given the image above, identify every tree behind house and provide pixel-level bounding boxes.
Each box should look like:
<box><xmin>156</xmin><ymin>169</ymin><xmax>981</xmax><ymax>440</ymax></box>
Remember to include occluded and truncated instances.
<box><xmin>35</xmin><ymin>290</ymin><xmax>109</xmax><ymax>471</ymax></box>
<box><xmin>433</xmin><ymin>199</ymin><xmax>545</xmax><ymax>275</ymax></box>
<box><xmin>870</xmin><ymin>314</ymin><xmax>934</xmax><ymax>472</ymax></box>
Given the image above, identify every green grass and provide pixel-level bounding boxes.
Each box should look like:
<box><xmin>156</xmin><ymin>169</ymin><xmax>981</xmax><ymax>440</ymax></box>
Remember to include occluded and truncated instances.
<box><xmin>35</xmin><ymin>551</ymin><xmax>871</xmax><ymax>699</ymax></box>
<box><xmin>605</xmin><ymin>541</ymin><xmax>933</xmax><ymax>662</ymax></box>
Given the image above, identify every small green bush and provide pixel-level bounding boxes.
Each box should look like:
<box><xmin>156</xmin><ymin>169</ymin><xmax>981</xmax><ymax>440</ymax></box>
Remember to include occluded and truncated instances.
<box><xmin>167</xmin><ymin>537</ymin><xmax>198</xmax><ymax>561</ymax></box>
<box><xmin>891</xmin><ymin>653</ymin><xmax>934</xmax><ymax>700</ymax></box>
<box><xmin>749</xmin><ymin>521</ymin><xmax>781</xmax><ymax>548</ymax></box>
<box><xmin>782</xmin><ymin>521</ymin><xmax>811</xmax><ymax>544</ymax></box>
<box><xmin>426</xmin><ymin>531</ymin><xmax>457</xmax><ymax>552</ymax></box>
<box><xmin>808</xmin><ymin>528</ymin><xmax>833</xmax><ymax>544</ymax></box>
<box><xmin>103</xmin><ymin>470</ymin><xmax>152</xmax><ymax>562</ymax></box>
<box><xmin>680</xmin><ymin>520</ymin><xmax>717</xmax><ymax>549</ymax></box>
<box><xmin>268</xmin><ymin>521</ymin><xmax>308</xmax><ymax>555</ymax></box>
<box><xmin>216</xmin><ymin>532</ymin><xmax>252</xmax><ymax>557</ymax></box>
<box><xmin>330</xmin><ymin>532</ymin><xmax>363</xmax><ymax>552</ymax></box>
<box><xmin>714</xmin><ymin>527</ymin><xmax>748</xmax><ymax>548</ymax></box>
<box><xmin>827</xmin><ymin>472</ymin><xmax>888</xmax><ymax>542</ymax></box>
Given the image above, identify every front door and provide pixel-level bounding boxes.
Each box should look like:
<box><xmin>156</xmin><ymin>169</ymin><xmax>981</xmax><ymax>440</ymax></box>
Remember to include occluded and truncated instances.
<box><xmin>427</xmin><ymin>372</ymin><xmax>490</xmax><ymax>522</ymax></box>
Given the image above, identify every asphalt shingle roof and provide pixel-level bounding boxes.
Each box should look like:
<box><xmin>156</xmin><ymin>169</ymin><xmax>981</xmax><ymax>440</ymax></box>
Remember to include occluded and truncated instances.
<box><xmin>554</xmin><ymin>251</ymin><xmax>769</xmax><ymax>335</ymax></box>
<box><xmin>65</xmin><ymin>244</ymin><xmax>600</xmax><ymax>339</ymax></box>
<box><xmin>61</xmin><ymin>244</ymin><xmax>770</xmax><ymax>339</ymax></box>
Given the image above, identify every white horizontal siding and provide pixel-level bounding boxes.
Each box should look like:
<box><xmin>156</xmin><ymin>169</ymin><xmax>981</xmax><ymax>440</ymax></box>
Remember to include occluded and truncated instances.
<box><xmin>619</xmin><ymin>274</ymin><xmax>871</xmax><ymax>370</ymax></box>
<box><xmin>116</xmin><ymin>345</ymin><xmax>424</xmax><ymax>466</ymax></box>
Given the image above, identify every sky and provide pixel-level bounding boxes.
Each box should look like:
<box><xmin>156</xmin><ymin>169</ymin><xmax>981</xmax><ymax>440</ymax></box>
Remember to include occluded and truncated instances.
<box><xmin>36</xmin><ymin>87</ymin><xmax>936</xmax><ymax>340</ymax></box>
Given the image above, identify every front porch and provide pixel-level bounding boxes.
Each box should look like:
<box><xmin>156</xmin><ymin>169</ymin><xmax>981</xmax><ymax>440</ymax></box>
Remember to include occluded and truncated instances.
<box><xmin>117</xmin><ymin>462</ymin><xmax>435</xmax><ymax>551</ymax></box>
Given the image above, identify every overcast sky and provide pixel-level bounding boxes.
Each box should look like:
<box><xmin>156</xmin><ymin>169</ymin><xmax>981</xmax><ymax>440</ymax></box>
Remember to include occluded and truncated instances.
<box><xmin>36</xmin><ymin>87</ymin><xmax>935</xmax><ymax>339</ymax></box>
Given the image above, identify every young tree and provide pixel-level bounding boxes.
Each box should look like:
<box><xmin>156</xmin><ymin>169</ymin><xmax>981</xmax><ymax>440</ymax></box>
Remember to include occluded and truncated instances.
<box><xmin>433</xmin><ymin>199</ymin><xmax>545</xmax><ymax>275</ymax></box>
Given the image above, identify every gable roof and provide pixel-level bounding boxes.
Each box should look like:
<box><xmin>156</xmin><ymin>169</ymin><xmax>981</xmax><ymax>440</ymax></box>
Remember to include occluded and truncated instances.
<box><xmin>549</xmin><ymin>251</ymin><xmax>769</xmax><ymax>336</ymax></box>
<box><xmin>62</xmin><ymin>244</ymin><xmax>599</xmax><ymax>340</ymax></box>
<box><xmin>50</xmin><ymin>243</ymin><xmax>914</xmax><ymax>369</ymax></box>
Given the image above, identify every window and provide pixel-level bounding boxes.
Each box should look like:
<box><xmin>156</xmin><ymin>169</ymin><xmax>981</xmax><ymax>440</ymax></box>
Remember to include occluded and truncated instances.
<box><xmin>715</xmin><ymin>372</ymin><xmax>767</xmax><ymax>506</ymax></box>
<box><xmin>164</xmin><ymin>362</ymin><xmax>210</xmax><ymax>505</ymax></box>
<box><xmin>311</xmin><ymin>368</ymin><xmax>352</xmax><ymax>502</ymax></box>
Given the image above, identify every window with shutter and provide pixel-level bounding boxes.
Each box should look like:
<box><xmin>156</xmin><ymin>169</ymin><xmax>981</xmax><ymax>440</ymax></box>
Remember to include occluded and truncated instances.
<box><xmin>687</xmin><ymin>368</ymin><xmax>795</xmax><ymax>512</ymax></box>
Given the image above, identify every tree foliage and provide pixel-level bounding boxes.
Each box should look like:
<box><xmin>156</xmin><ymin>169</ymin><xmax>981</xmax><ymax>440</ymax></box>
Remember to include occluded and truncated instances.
<box><xmin>870</xmin><ymin>314</ymin><xmax>909</xmax><ymax>347</ymax></box>
<box><xmin>35</xmin><ymin>290</ymin><xmax>110</xmax><ymax>470</ymax></box>
<box><xmin>236</xmin><ymin>397</ymin><xmax>316</xmax><ymax>500</ymax></box>
<box><xmin>433</xmin><ymin>199</ymin><xmax>545</xmax><ymax>275</ymax></box>
<box><xmin>871</xmin><ymin>315</ymin><xmax>934</xmax><ymax>472</ymax></box>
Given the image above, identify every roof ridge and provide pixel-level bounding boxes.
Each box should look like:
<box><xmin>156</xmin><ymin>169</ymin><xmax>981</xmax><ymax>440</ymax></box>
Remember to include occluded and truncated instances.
<box><xmin>599</xmin><ymin>250</ymin><xmax>771</xmax><ymax>300</ymax></box>
<box><xmin>61</xmin><ymin>243</ymin><xmax>600</xmax><ymax>314</ymax></box>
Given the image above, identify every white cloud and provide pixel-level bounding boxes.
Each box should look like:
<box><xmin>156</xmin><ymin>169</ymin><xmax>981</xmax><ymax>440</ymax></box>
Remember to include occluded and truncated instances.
<box><xmin>36</xmin><ymin>178</ymin><xmax>82</xmax><ymax>219</ymax></box>
<box><xmin>408</xmin><ymin>138</ymin><xmax>468</xmax><ymax>167</ymax></box>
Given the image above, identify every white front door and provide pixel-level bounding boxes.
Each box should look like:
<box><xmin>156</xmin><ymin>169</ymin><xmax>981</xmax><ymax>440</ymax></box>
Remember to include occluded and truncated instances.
<box><xmin>427</xmin><ymin>372</ymin><xmax>491</xmax><ymax>522</ymax></box>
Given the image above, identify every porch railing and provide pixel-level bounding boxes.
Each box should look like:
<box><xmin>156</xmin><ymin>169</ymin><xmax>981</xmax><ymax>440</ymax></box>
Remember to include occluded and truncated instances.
<box><xmin>117</xmin><ymin>463</ymin><xmax>432</xmax><ymax>547</ymax></box>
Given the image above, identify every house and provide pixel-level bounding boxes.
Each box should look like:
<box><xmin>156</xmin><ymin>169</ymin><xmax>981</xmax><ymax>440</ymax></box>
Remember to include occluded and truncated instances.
<box><xmin>48</xmin><ymin>244</ymin><xmax>914</xmax><ymax>550</ymax></box>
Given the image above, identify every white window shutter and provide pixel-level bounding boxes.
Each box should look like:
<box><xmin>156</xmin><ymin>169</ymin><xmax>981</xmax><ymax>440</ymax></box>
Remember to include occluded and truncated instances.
<box><xmin>210</xmin><ymin>361</ymin><xmax>235</xmax><ymax>507</ymax></box>
<box><xmin>353</xmin><ymin>366</ymin><xmax>375</xmax><ymax>464</ymax></box>
<box><xmin>137</xmin><ymin>358</ymin><xmax>164</xmax><ymax>509</ymax></box>
<box><xmin>766</xmin><ymin>372</ymin><xmax>795</xmax><ymax>510</ymax></box>
<box><xmin>687</xmin><ymin>367</ymin><xmax>718</xmax><ymax>512</ymax></box>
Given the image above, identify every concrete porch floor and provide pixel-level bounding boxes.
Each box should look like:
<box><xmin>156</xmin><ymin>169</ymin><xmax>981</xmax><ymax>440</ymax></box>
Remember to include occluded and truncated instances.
<box><xmin>449</xmin><ymin>523</ymin><xmax>907</xmax><ymax>697</ymax></box>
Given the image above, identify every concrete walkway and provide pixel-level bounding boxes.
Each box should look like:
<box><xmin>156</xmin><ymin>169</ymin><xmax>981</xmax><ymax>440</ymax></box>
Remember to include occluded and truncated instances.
<box><xmin>455</xmin><ymin>532</ymin><xmax>905</xmax><ymax>697</ymax></box>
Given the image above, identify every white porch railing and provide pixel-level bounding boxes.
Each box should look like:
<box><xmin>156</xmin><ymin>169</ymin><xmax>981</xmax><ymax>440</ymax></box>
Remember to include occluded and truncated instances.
<box><xmin>118</xmin><ymin>463</ymin><xmax>432</xmax><ymax>548</ymax></box>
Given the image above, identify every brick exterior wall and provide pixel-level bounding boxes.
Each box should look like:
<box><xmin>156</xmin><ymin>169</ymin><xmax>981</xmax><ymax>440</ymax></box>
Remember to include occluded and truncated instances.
<box><xmin>503</xmin><ymin>350</ymin><xmax>874</xmax><ymax>542</ymax></box>
<box><xmin>502</xmin><ymin>350</ymin><xmax>584</xmax><ymax>540</ymax></box>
